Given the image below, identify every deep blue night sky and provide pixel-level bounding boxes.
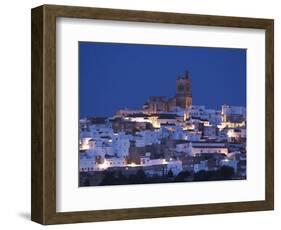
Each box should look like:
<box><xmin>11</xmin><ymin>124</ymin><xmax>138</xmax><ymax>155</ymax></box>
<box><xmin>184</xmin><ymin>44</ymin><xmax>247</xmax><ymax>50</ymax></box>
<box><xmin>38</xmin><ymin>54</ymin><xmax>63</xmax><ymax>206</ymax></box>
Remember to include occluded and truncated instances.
<box><xmin>79</xmin><ymin>42</ymin><xmax>246</xmax><ymax>118</ymax></box>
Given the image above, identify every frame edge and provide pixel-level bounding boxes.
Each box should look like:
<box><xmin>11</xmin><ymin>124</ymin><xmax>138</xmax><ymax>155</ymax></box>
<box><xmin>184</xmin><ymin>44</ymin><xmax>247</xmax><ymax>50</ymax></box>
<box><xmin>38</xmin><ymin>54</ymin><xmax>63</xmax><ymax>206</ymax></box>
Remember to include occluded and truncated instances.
<box><xmin>31</xmin><ymin>5</ymin><xmax>44</xmax><ymax>224</ymax></box>
<box><xmin>265</xmin><ymin>19</ymin><xmax>274</xmax><ymax>211</ymax></box>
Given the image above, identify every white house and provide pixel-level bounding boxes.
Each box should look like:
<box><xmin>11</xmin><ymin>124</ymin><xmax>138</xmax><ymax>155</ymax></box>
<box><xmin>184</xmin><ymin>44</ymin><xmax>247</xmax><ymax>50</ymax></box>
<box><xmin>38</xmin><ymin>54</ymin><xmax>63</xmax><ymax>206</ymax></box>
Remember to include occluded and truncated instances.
<box><xmin>191</xmin><ymin>142</ymin><xmax>228</xmax><ymax>155</ymax></box>
<box><xmin>194</xmin><ymin>160</ymin><xmax>208</xmax><ymax>173</ymax></box>
<box><xmin>167</xmin><ymin>160</ymin><xmax>183</xmax><ymax>176</ymax></box>
<box><xmin>112</xmin><ymin>133</ymin><xmax>130</xmax><ymax>157</ymax></box>
<box><xmin>220</xmin><ymin>159</ymin><xmax>238</xmax><ymax>172</ymax></box>
<box><xmin>79</xmin><ymin>155</ymin><xmax>96</xmax><ymax>172</ymax></box>
<box><xmin>176</xmin><ymin>142</ymin><xmax>192</xmax><ymax>154</ymax></box>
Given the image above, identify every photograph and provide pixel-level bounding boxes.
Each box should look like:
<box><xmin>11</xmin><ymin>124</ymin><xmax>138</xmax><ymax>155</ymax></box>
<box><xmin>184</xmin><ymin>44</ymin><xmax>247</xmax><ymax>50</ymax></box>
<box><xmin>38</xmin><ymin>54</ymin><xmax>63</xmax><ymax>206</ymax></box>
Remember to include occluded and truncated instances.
<box><xmin>78</xmin><ymin>42</ymin><xmax>247</xmax><ymax>187</ymax></box>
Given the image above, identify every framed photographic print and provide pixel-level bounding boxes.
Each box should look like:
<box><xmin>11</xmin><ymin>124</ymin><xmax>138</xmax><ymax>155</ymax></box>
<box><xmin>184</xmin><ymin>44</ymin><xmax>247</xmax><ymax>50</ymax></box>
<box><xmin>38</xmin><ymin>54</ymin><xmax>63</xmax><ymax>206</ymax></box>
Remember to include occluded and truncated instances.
<box><xmin>31</xmin><ymin>4</ymin><xmax>274</xmax><ymax>225</ymax></box>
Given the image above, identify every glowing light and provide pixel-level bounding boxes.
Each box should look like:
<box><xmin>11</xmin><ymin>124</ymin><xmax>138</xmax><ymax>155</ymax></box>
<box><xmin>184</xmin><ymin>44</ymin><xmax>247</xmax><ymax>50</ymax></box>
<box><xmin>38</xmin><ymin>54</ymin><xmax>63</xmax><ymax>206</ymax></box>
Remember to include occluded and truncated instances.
<box><xmin>148</xmin><ymin>116</ymin><xmax>160</xmax><ymax>128</ymax></box>
<box><xmin>80</xmin><ymin>144</ymin><xmax>89</xmax><ymax>151</ymax></box>
<box><xmin>97</xmin><ymin>159</ymin><xmax>109</xmax><ymax>170</ymax></box>
<box><xmin>127</xmin><ymin>162</ymin><xmax>138</xmax><ymax>167</ymax></box>
<box><xmin>227</xmin><ymin>130</ymin><xmax>234</xmax><ymax>138</ymax></box>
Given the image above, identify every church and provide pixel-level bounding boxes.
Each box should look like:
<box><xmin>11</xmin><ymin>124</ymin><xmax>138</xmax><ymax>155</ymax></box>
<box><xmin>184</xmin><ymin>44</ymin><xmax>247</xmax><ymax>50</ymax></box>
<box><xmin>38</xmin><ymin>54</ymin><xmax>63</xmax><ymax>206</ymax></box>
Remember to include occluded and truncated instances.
<box><xmin>142</xmin><ymin>70</ymin><xmax>192</xmax><ymax>113</ymax></box>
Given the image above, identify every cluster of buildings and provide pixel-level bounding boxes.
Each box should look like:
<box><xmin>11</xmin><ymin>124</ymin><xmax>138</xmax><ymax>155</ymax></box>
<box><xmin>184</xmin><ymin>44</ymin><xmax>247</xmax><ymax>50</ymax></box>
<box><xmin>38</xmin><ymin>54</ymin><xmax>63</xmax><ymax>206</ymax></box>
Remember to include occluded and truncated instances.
<box><xmin>79</xmin><ymin>70</ymin><xmax>246</xmax><ymax>184</ymax></box>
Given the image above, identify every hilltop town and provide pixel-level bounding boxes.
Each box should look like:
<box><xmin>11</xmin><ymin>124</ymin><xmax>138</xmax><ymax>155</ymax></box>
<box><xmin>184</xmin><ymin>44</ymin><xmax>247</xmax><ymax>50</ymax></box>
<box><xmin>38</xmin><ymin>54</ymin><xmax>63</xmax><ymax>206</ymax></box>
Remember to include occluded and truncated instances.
<box><xmin>79</xmin><ymin>71</ymin><xmax>246</xmax><ymax>186</ymax></box>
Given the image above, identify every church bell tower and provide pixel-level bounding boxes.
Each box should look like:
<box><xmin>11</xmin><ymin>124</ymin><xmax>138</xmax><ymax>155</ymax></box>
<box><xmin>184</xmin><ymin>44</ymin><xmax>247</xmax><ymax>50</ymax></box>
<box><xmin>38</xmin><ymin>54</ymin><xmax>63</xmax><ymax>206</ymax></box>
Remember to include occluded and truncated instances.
<box><xmin>176</xmin><ymin>70</ymin><xmax>192</xmax><ymax>109</ymax></box>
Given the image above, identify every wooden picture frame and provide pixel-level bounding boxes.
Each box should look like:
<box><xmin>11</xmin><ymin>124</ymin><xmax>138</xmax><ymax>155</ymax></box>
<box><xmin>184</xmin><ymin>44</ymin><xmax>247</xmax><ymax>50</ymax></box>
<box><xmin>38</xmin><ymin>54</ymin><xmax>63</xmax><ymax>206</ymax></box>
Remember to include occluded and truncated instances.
<box><xmin>31</xmin><ymin>4</ymin><xmax>274</xmax><ymax>225</ymax></box>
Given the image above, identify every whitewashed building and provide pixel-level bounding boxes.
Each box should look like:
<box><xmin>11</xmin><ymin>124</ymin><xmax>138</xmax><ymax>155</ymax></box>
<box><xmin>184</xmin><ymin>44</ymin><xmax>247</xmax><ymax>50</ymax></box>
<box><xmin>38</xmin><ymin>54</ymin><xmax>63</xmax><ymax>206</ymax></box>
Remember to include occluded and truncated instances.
<box><xmin>112</xmin><ymin>133</ymin><xmax>130</xmax><ymax>157</ymax></box>
<box><xmin>79</xmin><ymin>154</ymin><xmax>96</xmax><ymax>172</ymax></box>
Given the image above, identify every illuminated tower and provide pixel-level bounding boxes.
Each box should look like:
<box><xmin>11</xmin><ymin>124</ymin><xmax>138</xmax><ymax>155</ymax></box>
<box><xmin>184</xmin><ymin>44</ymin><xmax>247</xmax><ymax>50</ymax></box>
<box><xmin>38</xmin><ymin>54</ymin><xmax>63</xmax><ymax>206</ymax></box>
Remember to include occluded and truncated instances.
<box><xmin>176</xmin><ymin>70</ymin><xmax>192</xmax><ymax>109</ymax></box>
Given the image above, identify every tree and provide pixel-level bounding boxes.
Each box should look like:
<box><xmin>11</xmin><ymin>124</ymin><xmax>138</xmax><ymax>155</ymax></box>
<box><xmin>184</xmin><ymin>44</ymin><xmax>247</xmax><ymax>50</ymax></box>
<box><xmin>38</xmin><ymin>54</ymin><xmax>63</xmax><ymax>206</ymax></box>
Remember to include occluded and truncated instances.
<box><xmin>174</xmin><ymin>171</ymin><xmax>190</xmax><ymax>182</ymax></box>
<box><xmin>134</xmin><ymin>169</ymin><xmax>147</xmax><ymax>184</ymax></box>
<box><xmin>219</xmin><ymin>166</ymin><xmax>234</xmax><ymax>179</ymax></box>
<box><xmin>100</xmin><ymin>171</ymin><xmax>116</xmax><ymax>185</ymax></box>
<box><xmin>116</xmin><ymin>170</ymin><xmax>127</xmax><ymax>184</ymax></box>
<box><xmin>167</xmin><ymin>169</ymin><xmax>174</xmax><ymax>178</ymax></box>
<box><xmin>193</xmin><ymin>166</ymin><xmax>235</xmax><ymax>182</ymax></box>
<box><xmin>193</xmin><ymin>170</ymin><xmax>211</xmax><ymax>181</ymax></box>
<box><xmin>84</xmin><ymin>178</ymin><xmax>90</xmax><ymax>186</ymax></box>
